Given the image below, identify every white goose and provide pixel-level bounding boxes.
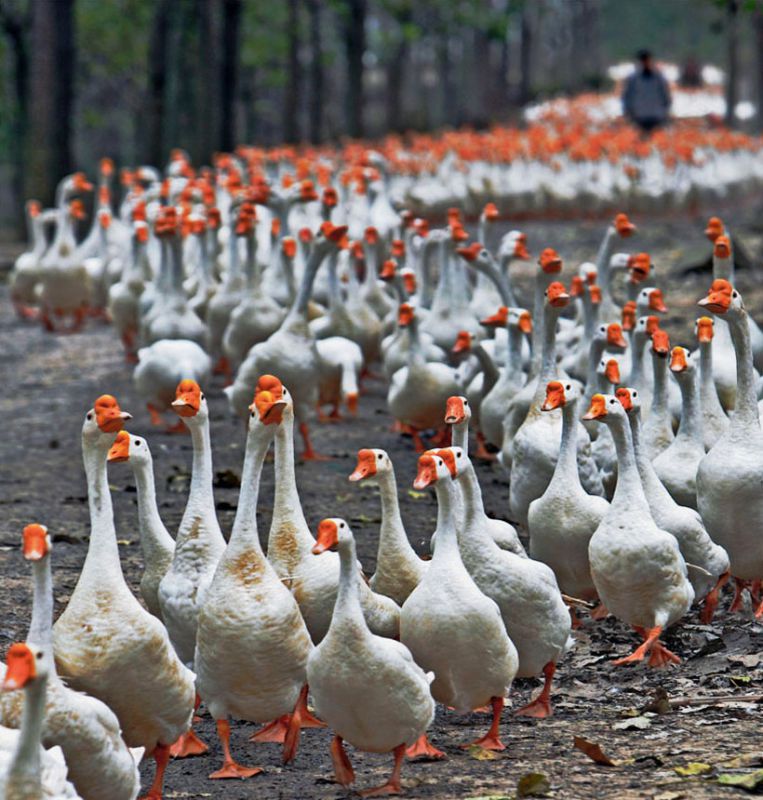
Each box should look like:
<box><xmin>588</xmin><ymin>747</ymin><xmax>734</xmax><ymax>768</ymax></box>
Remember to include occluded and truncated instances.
<box><xmin>0</xmin><ymin>525</ymin><xmax>142</xmax><ymax>800</ymax></box>
<box><xmin>1</xmin><ymin>643</ymin><xmax>81</xmax><ymax>800</ymax></box>
<box><xmin>348</xmin><ymin>449</ymin><xmax>427</xmax><ymax>605</ymax></box>
<box><xmin>401</xmin><ymin>452</ymin><xmax>517</xmax><ymax>754</ymax></box>
<box><xmin>264</xmin><ymin>376</ymin><xmax>400</xmax><ymax>642</ymax></box>
<box><xmin>528</xmin><ymin>381</ymin><xmax>609</xmax><ymax>603</ymax></box>
<box><xmin>617</xmin><ymin>388</ymin><xmax>729</xmax><ymax>620</ymax></box>
<box><xmin>696</xmin><ymin>280</ymin><xmax>763</xmax><ymax>613</ymax></box>
<box><xmin>652</xmin><ymin>347</ymin><xmax>705</xmax><ymax>509</ymax></box>
<box><xmin>107</xmin><ymin>432</ymin><xmax>174</xmax><ymax>619</ymax></box>
<box><xmin>10</xmin><ymin>200</ymin><xmax>47</xmax><ymax>319</ymax></box>
<box><xmin>53</xmin><ymin>396</ymin><xmax>195</xmax><ymax>799</ymax></box>
<box><xmin>583</xmin><ymin>393</ymin><xmax>694</xmax><ymax>667</ymax></box>
<box><xmin>694</xmin><ymin>316</ymin><xmax>729</xmax><ymax>450</ymax></box>
<box><xmin>308</xmin><ymin>518</ymin><xmax>434</xmax><ymax>795</ymax></box>
<box><xmin>194</xmin><ymin>383</ymin><xmax>314</xmax><ymax>778</ymax></box>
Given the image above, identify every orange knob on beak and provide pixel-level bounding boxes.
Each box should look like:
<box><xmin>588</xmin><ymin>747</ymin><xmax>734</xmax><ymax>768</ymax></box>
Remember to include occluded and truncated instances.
<box><xmin>94</xmin><ymin>395</ymin><xmax>131</xmax><ymax>433</ymax></box>
<box><xmin>349</xmin><ymin>449</ymin><xmax>377</xmax><ymax>482</ymax></box>
<box><xmin>444</xmin><ymin>396</ymin><xmax>467</xmax><ymax>425</ymax></box>
<box><xmin>696</xmin><ymin>316</ymin><xmax>714</xmax><ymax>343</ymax></box>
<box><xmin>542</xmin><ymin>381</ymin><xmax>566</xmax><ymax>411</ymax></box>
<box><xmin>582</xmin><ymin>394</ymin><xmax>608</xmax><ymax>420</ymax></box>
<box><xmin>698</xmin><ymin>279</ymin><xmax>733</xmax><ymax>314</ymax></box>
<box><xmin>312</xmin><ymin>519</ymin><xmax>338</xmax><ymax>555</ymax></box>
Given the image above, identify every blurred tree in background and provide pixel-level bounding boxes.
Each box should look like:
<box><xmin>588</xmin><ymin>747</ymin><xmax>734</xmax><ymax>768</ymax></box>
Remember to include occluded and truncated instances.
<box><xmin>0</xmin><ymin>0</ymin><xmax>760</xmax><ymax>235</ymax></box>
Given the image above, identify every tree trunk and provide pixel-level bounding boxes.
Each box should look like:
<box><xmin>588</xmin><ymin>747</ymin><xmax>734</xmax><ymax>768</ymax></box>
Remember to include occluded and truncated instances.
<box><xmin>283</xmin><ymin>0</ymin><xmax>301</xmax><ymax>143</ymax></box>
<box><xmin>196</xmin><ymin>0</ymin><xmax>218</xmax><ymax>162</ymax></box>
<box><xmin>518</xmin><ymin>2</ymin><xmax>532</xmax><ymax>106</ymax></box>
<box><xmin>725</xmin><ymin>0</ymin><xmax>739</xmax><ymax>129</ymax></box>
<box><xmin>145</xmin><ymin>0</ymin><xmax>171</xmax><ymax>166</ymax></box>
<box><xmin>0</xmin><ymin>4</ymin><xmax>29</xmax><ymax>230</ymax></box>
<box><xmin>220</xmin><ymin>0</ymin><xmax>242</xmax><ymax>151</ymax></box>
<box><xmin>342</xmin><ymin>0</ymin><xmax>366</xmax><ymax>138</ymax></box>
<box><xmin>307</xmin><ymin>0</ymin><xmax>324</xmax><ymax>143</ymax></box>
<box><xmin>24</xmin><ymin>0</ymin><xmax>74</xmax><ymax>205</ymax></box>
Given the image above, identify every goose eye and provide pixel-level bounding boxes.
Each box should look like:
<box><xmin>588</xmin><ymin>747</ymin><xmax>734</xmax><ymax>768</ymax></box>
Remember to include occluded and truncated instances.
<box><xmin>733</xmin><ymin>291</ymin><xmax>738</xmax><ymax>298</ymax></box>
<box><xmin>377</xmin><ymin>453</ymin><xmax>383</xmax><ymax>459</ymax></box>
<box><xmin>36</xmin><ymin>652</ymin><xmax>43</xmax><ymax>660</ymax></box>
<box><xmin>566</xmin><ymin>384</ymin><xmax>571</xmax><ymax>390</ymax></box>
<box><xmin>456</xmin><ymin>450</ymin><xmax>462</xmax><ymax>457</ymax></box>
<box><xmin>437</xmin><ymin>459</ymin><xmax>443</xmax><ymax>466</ymax></box>
<box><xmin>250</xmin><ymin>411</ymin><xmax>255</xmax><ymax>418</ymax></box>
<box><xmin>86</xmin><ymin>412</ymin><xmax>93</xmax><ymax>420</ymax></box>
<box><xmin>464</xmin><ymin>400</ymin><xmax>468</xmax><ymax>406</ymax></box>
<box><xmin>200</xmin><ymin>393</ymin><xmax>205</xmax><ymax>400</ymax></box>
<box><xmin>136</xmin><ymin>440</ymin><xmax>141</xmax><ymax>446</ymax></box>
<box><xmin>610</xmin><ymin>399</ymin><xmax>616</xmax><ymax>404</ymax></box>
<box><xmin>339</xmin><ymin>522</ymin><xmax>345</xmax><ymax>528</ymax></box>
<box><xmin>633</xmin><ymin>391</ymin><xmax>638</xmax><ymax>397</ymax></box>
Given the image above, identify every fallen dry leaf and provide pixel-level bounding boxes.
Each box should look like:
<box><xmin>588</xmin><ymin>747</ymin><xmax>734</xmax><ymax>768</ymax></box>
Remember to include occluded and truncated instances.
<box><xmin>573</xmin><ymin>735</ymin><xmax>615</xmax><ymax>766</ymax></box>
<box><xmin>407</xmin><ymin>489</ymin><xmax>427</xmax><ymax>500</ymax></box>
<box><xmin>516</xmin><ymin>772</ymin><xmax>550</xmax><ymax>798</ymax></box>
<box><xmin>613</xmin><ymin>715</ymin><xmax>651</xmax><ymax>731</ymax></box>
<box><xmin>466</xmin><ymin>745</ymin><xmax>498</xmax><ymax>761</ymax></box>
<box><xmin>716</xmin><ymin>769</ymin><xmax>763</xmax><ymax>791</ymax></box>
<box><xmin>674</xmin><ymin>762</ymin><xmax>713</xmax><ymax>777</ymax></box>
<box><xmin>721</xmin><ymin>754</ymin><xmax>763</xmax><ymax>769</ymax></box>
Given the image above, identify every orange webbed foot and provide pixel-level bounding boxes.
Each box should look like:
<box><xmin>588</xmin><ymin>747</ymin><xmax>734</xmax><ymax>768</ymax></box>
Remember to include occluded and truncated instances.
<box><xmin>515</xmin><ymin>695</ymin><xmax>552</xmax><ymax>718</ymax></box>
<box><xmin>169</xmin><ymin>729</ymin><xmax>209</xmax><ymax>758</ymax></box>
<box><xmin>250</xmin><ymin>716</ymin><xmax>289</xmax><ymax>744</ymax></box>
<box><xmin>648</xmin><ymin>641</ymin><xmax>681</xmax><ymax>668</ymax></box>
<box><xmin>209</xmin><ymin>762</ymin><xmax>263</xmax><ymax>780</ymax></box>
<box><xmin>406</xmin><ymin>734</ymin><xmax>446</xmax><ymax>761</ymax></box>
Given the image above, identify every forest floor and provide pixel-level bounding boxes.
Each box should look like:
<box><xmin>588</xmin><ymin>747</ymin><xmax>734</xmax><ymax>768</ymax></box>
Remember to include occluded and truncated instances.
<box><xmin>1</xmin><ymin>207</ymin><xmax>763</xmax><ymax>800</ymax></box>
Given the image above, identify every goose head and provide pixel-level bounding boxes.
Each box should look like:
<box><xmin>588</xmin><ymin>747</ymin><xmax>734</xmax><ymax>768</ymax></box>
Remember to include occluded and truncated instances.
<box><xmin>444</xmin><ymin>396</ymin><xmax>471</xmax><ymax>426</ymax></box>
<box><xmin>695</xmin><ymin>316</ymin><xmax>714</xmax><ymax>344</ymax></box>
<box><xmin>622</xmin><ymin>301</ymin><xmax>637</xmax><ymax>332</ymax></box>
<box><xmin>397</xmin><ymin>303</ymin><xmax>415</xmax><ymax>329</ymax></box>
<box><xmin>545</xmin><ymin>281</ymin><xmax>570</xmax><ymax>309</ymax></box>
<box><xmin>598</xmin><ymin>357</ymin><xmax>622</xmax><ymax>388</ymax></box>
<box><xmin>379</xmin><ymin>259</ymin><xmax>397</xmax><ymax>283</ymax></box>
<box><xmin>249</xmin><ymin>375</ymin><xmax>288</xmax><ymax>431</ymax></box>
<box><xmin>451</xmin><ymin>331</ymin><xmax>473</xmax><ymax>358</ymax></box>
<box><xmin>348</xmin><ymin>448</ymin><xmax>393</xmax><ymax>485</ymax></box>
<box><xmin>633</xmin><ymin>314</ymin><xmax>660</xmax><ymax>345</ymax></box>
<box><xmin>171</xmin><ymin>380</ymin><xmax>207</xmax><ymax>425</ymax></box>
<box><xmin>23</xmin><ymin>523</ymin><xmax>50</xmax><ymax>562</ymax></box>
<box><xmin>498</xmin><ymin>230</ymin><xmax>530</xmax><ymax>262</ymax></box>
<box><xmin>412</xmin><ymin>451</ymin><xmax>452</xmax><ymax>489</ymax></box>
<box><xmin>651</xmin><ymin>328</ymin><xmax>671</xmax><ymax>358</ymax></box>
<box><xmin>578</xmin><ymin>262</ymin><xmax>597</xmax><ymax>284</ymax></box>
<box><xmin>312</xmin><ymin>517</ymin><xmax>352</xmax><ymax>554</ymax></box>
<box><xmin>704</xmin><ymin>216</ymin><xmax>725</xmax><ymax>243</ymax></box>
<box><xmin>612</xmin><ymin>212</ymin><xmax>636</xmax><ymax>238</ymax></box>
<box><xmin>582</xmin><ymin>392</ymin><xmax>627</xmax><ymax>426</ymax></box>
<box><xmin>698</xmin><ymin>278</ymin><xmax>743</xmax><ymax>318</ymax></box>
<box><xmin>83</xmin><ymin>395</ymin><xmax>131</xmax><ymax>447</ymax></box>
<box><xmin>669</xmin><ymin>346</ymin><xmax>694</xmax><ymax>379</ymax></box>
<box><xmin>628</xmin><ymin>252</ymin><xmax>652</xmax><ymax>282</ymax></box>
<box><xmin>594</xmin><ymin>322</ymin><xmax>627</xmax><ymax>352</ymax></box>
<box><xmin>538</xmin><ymin>248</ymin><xmax>563</xmax><ymax>276</ymax></box>
<box><xmin>2</xmin><ymin>642</ymin><xmax>47</xmax><ymax>692</ymax></box>
<box><xmin>480</xmin><ymin>305</ymin><xmax>508</xmax><ymax>329</ymax></box>
<box><xmin>541</xmin><ymin>379</ymin><xmax>579</xmax><ymax>410</ymax></box>
<box><xmin>509</xmin><ymin>307</ymin><xmax>533</xmax><ymax>334</ymax></box>
<box><xmin>107</xmin><ymin>430</ymin><xmax>153</xmax><ymax>468</ymax></box>
<box><xmin>616</xmin><ymin>386</ymin><xmax>642</xmax><ymax>415</ymax></box>
<box><xmin>636</xmin><ymin>286</ymin><xmax>667</xmax><ymax>315</ymax></box>
<box><xmin>314</xmin><ymin>222</ymin><xmax>349</xmax><ymax>257</ymax></box>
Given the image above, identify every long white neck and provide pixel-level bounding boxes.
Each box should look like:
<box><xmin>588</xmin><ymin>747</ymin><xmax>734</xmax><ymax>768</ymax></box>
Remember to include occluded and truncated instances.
<box><xmin>225</xmin><ymin>228</ymin><xmax>243</xmax><ymax>287</ymax></box>
<box><xmin>628</xmin><ymin>331</ymin><xmax>646</xmax><ymax>385</ymax></box>
<box><xmin>81</xmin><ymin>435</ymin><xmax>123</xmax><ymax>582</ymax></box>
<box><xmin>553</xmin><ymin>398</ymin><xmax>582</xmax><ymax>487</ymax></box>
<box><xmin>376</xmin><ymin>468</ymin><xmax>415</xmax><ymax>556</ymax></box>
<box><xmin>607</xmin><ymin>413</ymin><xmax>649</xmax><ymax>512</ymax></box>
<box><xmin>28</xmin><ymin>560</ymin><xmax>55</xmax><ymax>673</ymax></box>
<box><xmin>727</xmin><ymin>310</ymin><xmax>760</xmax><ymax>428</ymax></box>
<box><xmin>405</xmin><ymin>316</ymin><xmax>426</xmax><ymax>368</ymax></box>
<box><xmin>431</xmin><ymin>479</ymin><xmax>460</xmax><ymax>561</ymax></box>
<box><xmin>673</xmin><ymin>369</ymin><xmax>703</xmax><ymax>446</ymax></box>
<box><xmin>244</xmin><ymin>231</ymin><xmax>260</xmax><ymax>290</ymax></box>
<box><xmin>269</xmin><ymin>410</ymin><xmax>315</xmax><ymax>553</ymax></box>
<box><xmin>331</xmin><ymin>536</ymin><xmax>366</xmax><ymax>630</ymax></box>
<box><xmin>506</xmin><ymin>324</ymin><xmax>524</xmax><ymax>374</ymax></box>
<box><xmin>457</xmin><ymin>462</ymin><xmax>487</xmax><ymax>529</ymax></box>
<box><xmin>532</xmin><ymin>304</ymin><xmax>561</xmax><ymax>405</ymax></box>
<box><xmin>133</xmin><ymin>458</ymin><xmax>175</xmax><ymax>562</ymax></box>
<box><xmin>8</xmin><ymin>674</ymin><xmax>47</xmax><ymax>792</ymax></box>
<box><xmin>168</xmin><ymin>234</ymin><xmax>185</xmax><ymax>294</ymax></box>
<box><xmin>184</xmin><ymin>418</ymin><xmax>217</xmax><ymax>520</ymax></box>
<box><xmin>228</xmin><ymin>426</ymin><xmax>272</xmax><ymax>555</ymax></box>
<box><xmin>586</xmin><ymin>338</ymin><xmax>607</xmax><ymax>390</ymax></box>
<box><xmin>629</xmin><ymin>407</ymin><xmax>672</xmax><ymax>505</ymax></box>
<box><xmin>451</xmin><ymin>419</ymin><xmax>468</xmax><ymax>451</ymax></box>
<box><xmin>289</xmin><ymin>243</ymin><xmax>327</xmax><ymax>321</ymax></box>
<box><xmin>651</xmin><ymin>352</ymin><xmax>670</xmax><ymax>416</ymax></box>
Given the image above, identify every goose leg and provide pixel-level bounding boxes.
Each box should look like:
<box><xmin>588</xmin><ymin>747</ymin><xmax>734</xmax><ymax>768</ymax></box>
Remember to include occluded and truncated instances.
<box><xmin>292</xmin><ymin>683</ymin><xmax>326</xmax><ymax>728</ymax></box>
<box><xmin>282</xmin><ymin>685</ymin><xmax>326</xmax><ymax>764</ymax></box>
<box><xmin>463</xmin><ymin>696</ymin><xmax>505</xmax><ymax>751</ymax></box>
<box><xmin>139</xmin><ymin>743</ymin><xmax>170</xmax><ymax>800</ymax></box>
<box><xmin>729</xmin><ymin>578</ymin><xmax>750</xmax><ymax>613</ymax></box>
<box><xmin>330</xmin><ymin>735</ymin><xmax>355</xmax><ymax>788</ymax></box>
<box><xmin>699</xmin><ymin>570</ymin><xmax>730</xmax><ymax>623</ymax></box>
<box><xmin>612</xmin><ymin>625</ymin><xmax>680</xmax><ymax>667</ymax></box>
<box><xmin>299</xmin><ymin>422</ymin><xmax>329</xmax><ymax>461</ymax></box>
<box><xmin>360</xmin><ymin>743</ymin><xmax>406</xmax><ymax>797</ymax></box>
<box><xmin>169</xmin><ymin>694</ymin><xmax>208</xmax><ymax>758</ymax></box>
<box><xmin>209</xmin><ymin>719</ymin><xmax>262</xmax><ymax>779</ymax></box>
<box><xmin>516</xmin><ymin>661</ymin><xmax>556</xmax><ymax>718</ymax></box>
<box><xmin>406</xmin><ymin>733</ymin><xmax>445</xmax><ymax>760</ymax></box>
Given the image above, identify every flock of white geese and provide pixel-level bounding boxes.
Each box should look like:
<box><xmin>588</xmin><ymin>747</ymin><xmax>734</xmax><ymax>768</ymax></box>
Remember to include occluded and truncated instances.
<box><xmin>4</xmin><ymin>156</ymin><xmax>763</xmax><ymax>799</ymax></box>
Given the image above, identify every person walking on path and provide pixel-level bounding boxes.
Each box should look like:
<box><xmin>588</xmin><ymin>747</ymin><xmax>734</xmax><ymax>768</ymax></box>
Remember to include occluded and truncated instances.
<box><xmin>622</xmin><ymin>49</ymin><xmax>672</xmax><ymax>133</ymax></box>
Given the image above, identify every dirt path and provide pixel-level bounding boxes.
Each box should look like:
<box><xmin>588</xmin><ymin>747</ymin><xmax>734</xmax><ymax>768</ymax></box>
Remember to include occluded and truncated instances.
<box><xmin>1</xmin><ymin>211</ymin><xmax>762</xmax><ymax>799</ymax></box>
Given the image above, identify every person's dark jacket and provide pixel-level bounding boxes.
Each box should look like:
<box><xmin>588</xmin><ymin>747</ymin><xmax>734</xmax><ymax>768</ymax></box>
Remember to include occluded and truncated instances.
<box><xmin>622</xmin><ymin>69</ymin><xmax>671</xmax><ymax>124</ymax></box>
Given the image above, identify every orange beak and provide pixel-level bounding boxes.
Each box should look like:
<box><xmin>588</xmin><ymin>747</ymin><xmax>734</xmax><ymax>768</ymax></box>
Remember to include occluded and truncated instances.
<box><xmin>321</xmin><ymin>222</ymin><xmax>349</xmax><ymax>243</ymax></box>
<box><xmin>300</xmin><ymin>180</ymin><xmax>318</xmax><ymax>201</ymax></box>
<box><xmin>518</xmin><ymin>311</ymin><xmax>533</xmax><ymax>334</ymax></box>
<box><xmin>452</xmin><ymin>331</ymin><xmax>471</xmax><ymax>354</ymax></box>
<box><xmin>670</xmin><ymin>347</ymin><xmax>688</xmax><ymax>373</ymax></box>
<box><xmin>480</xmin><ymin>306</ymin><xmax>508</xmax><ymax>327</ymax></box>
<box><xmin>70</xmin><ymin>200</ymin><xmax>86</xmax><ymax>220</ymax></box>
<box><xmin>312</xmin><ymin>519</ymin><xmax>339</xmax><ymax>554</ymax></box>
<box><xmin>589</xmin><ymin>285</ymin><xmax>602</xmax><ymax>305</ymax></box>
<box><xmin>402</xmin><ymin>271</ymin><xmax>417</xmax><ymax>295</ymax></box>
<box><xmin>398</xmin><ymin>303</ymin><xmax>414</xmax><ymax>327</ymax></box>
<box><xmin>696</xmin><ymin>316</ymin><xmax>714</xmax><ymax>343</ymax></box>
<box><xmin>547</xmin><ymin>282</ymin><xmax>570</xmax><ymax>308</ymax></box>
<box><xmin>282</xmin><ymin>238</ymin><xmax>297</xmax><ymax>258</ymax></box>
<box><xmin>629</xmin><ymin>252</ymin><xmax>651</xmax><ymax>280</ymax></box>
<box><xmin>349</xmin><ymin>449</ymin><xmax>377</xmax><ymax>482</ymax></box>
<box><xmin>3</xmin><ymin>644</ymin><xmax>36</xmax><ymax>691</ymax></box>
<box><xmin>651</xmin><ymin>329</ymin><xmax>670</xmax><ymax>356</ymax></box>
<box><xmin>22</xmin><ymin>524</ymin><xmax>49</xmax><ymax>561</ymax></box>
<box><xmin>570</xmin><ymin>276</ymin><xmax>584</xmax><ymax>297</ymax></box>
<box><xmin>172</xmin><ymin>380</ymin><xmax>202</xmax><ymax>417</ymax></box>
<box><xmin>365</xmin><ymin>226</ymin><xmax>379</xmax><ymax>245</ymax></box>
<box><xmin>542</xmin><ymin>381</ymin><xmax>566</xmax><ymax>411</ymax></box>
<box><xmin>94</xmin><ymin>395</ymin><xmax>131</xmax><ymax>433</ymax></box>
<box><xmin>604</xmin><ymin>359</ymin><xmax>621</xmax><ymax>384</ymax></box>
<box><xmin>582</xmin><ymin>394</ymin><xmax>608</xmax><ymax>420</ymax></box>
<box><xmin>483</xmin><ymin>202</ymin><xmax>499</xmax><ymax>221</ymax></box>
<box><xmin>444</xmin><ymin>396</ymin><xmax>467</xmax><ymax>425</ymax></box>
<box><xmin>714</xmin><ymin>236</ymin><xmax>731</xmax><ymax>259</ymax></box>
<box><xmin>621</xmin><ymin>301</ymin><xmax>636</xmax><ymax>331</ymax></box>
<box><xmin>450</xmin><ymin>224</ymin><xmax>469</xmax><ymax>242</ymax></box>
<box><xmin>322</xmin><ymin>188</ymin><xmax>338</xmax><ymax>207</ymax></box>
<box><xmin>391</xmin><ymin>239</ymin><xmax>405</xmax><ymax>258</ymax></box>
<box><xmin>413</xmin><ymin>455</ymin><xmax>438</xmax><ymax>489</ymax></box>
<box><xmin>616</xmin><ymin>388</ymin><xmax>633</xmax><ymax>411</ymax></box>
<box><xmin>539</xmin><ymin>248</ymin><xmax>562</xmax><ymax>273</ymax></box>
<box><xmin>606</xmin><ymin>323</ymin><xmax>627</xmax><ymax>349</ymax></box>
<box><xmin>614</xmin><ymin>213</ymin><xmax>636</xmax><ymax>237</ymax></box>
<box><xmin>705</xmin><ymin>217</ymin><xmax>724</xmax><ymax>242</ymax></box>
<box><xmin>648</xmin><ymin>289</ymin><xmax>668</xmax><ymax>313</ymax></box>
<box><xmin>346</xmin><ymin>393</ymin><xmax>359</xmax><ymax>415</ymax></box>
<box><xmin>456</xmin><ymin>243</ymin><xmax>482</xmax><ymax>262</ymax></box>
<box><xmin>73</xmin><ymin>172</ymin><xmax>94</xmax><ymax>192</ymax></box>
<box><xmin>249</xmin><ymin>389</ymin><xmax>286</xmax><ymax>424</ymax></box>
<box><xmin>107</xmin><ymin>430</ymin><xmax>131</xmax><ymax>463</ymax></box>
<box><xmin>698</xmin><ymin>279</ymin><xmax>732</xmax><ymax>314</ymax></box>
<box><xmin>380</xmin><ymin>260</ymin><xmax>397</xmax><ymax>281</ymax></box>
